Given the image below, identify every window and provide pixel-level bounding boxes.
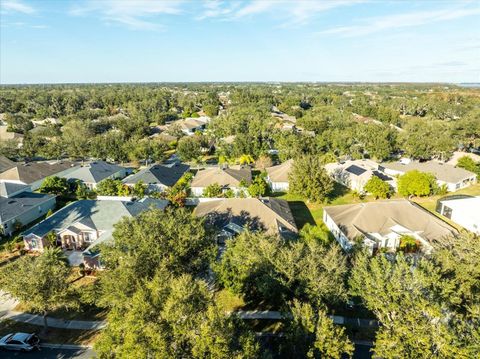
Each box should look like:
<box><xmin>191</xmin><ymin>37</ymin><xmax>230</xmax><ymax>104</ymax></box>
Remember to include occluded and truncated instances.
<box><xmin>442</xmin><ymin>205</ymin><xmax>453</xmax><ymax>219</ymax></box>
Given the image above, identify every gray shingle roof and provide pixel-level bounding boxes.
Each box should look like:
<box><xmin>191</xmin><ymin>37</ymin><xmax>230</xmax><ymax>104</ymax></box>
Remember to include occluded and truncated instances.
<box><xmin>0</xmin><ymin>161</ymin><xmax>76</xmax><ymax>184</ymax></box>
<box><xmin>22</xmin><ymin>198</ymin><xmax>169</xmax><ymax>238</ymax></box>
<box><xmin>0</xmin><ymin>192</ymin><xmax>55</xmax><ymax>223</ymax></box>
<box><xmin>123</xmin><ymin>163</ymin><xmax>189</xmax><ymax>187</ymax></box>
<box><xmin>0</xmin><ymin>156</ymin><xmax>15</xmax><ymax>173</ymax></box>
<box><xmin>0</xmin><ymin>181</ymin><xmax>30</xmax><ymax>198</ymax></box>
<box><xmin>191</xmin><ymin>167</ymin><xmax>252</xmax><ymax>188</ymax></box>
<box><xmin>63</xmin><ymin>161</ymin><xmax>126</xmax><ymax>184</ymax></box>
<box><xmin>381</xmin><ymin>161</ymin><xmax>476</xmax><ymax>183</ymax></box>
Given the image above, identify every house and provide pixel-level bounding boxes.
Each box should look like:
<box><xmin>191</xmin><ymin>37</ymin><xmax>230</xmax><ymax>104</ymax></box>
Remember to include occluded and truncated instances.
<box><xmin>446</xmin><ymin>151</ymin><xmax>480</xmax><ymax>166</ymax></box>
<box><xmin>122</xmin><ymin>163</ymin><xmax>190</xmax><ymax>192</ymax></box>
<box><xmin>323</xmin><ymin>199</ymin><xmax>457</xmax><ymax>254</ymax></box>
<box><xmin>193</xmin><ymin>197</ymin><xmax>298</xmax><ymax>241</ymax></box>
<box><xmin>0</xmin><ymin>156</ymin><xmax>15</xmax><ymax>173</ymax></box>
<box><xmin>22</xmin><ymin>197</ymin><xmax>169</xmax><ymax>267</ymax></box>
<box><xmin>62</xmin><ymin>161</ymin><xmax>129</xmax><ymax>189</ymax></box>
<box><xmin>169</xmin><ymin>116</ymin><xmax>210</xmax><ymax>136</ymax></box>
<box><xmin>266</xmin><ymin>159</ymin><xmax>293</xmax><ymax>192</ymax></box>
<box><xmin>436</xmin><ymin>196</ymin><xmax>480</xmax><ymax>234</ymax></box>
<box><xmin>0</xmin><ymin>161</ymin><xmax>77</xmax><ymax>190</ymax></box>
<box><xmin>191</xmin><ymin>166</ymin><xmax>252</xmax><ymax>197</ymax></box>
<box><xmin>379</xmin><ymin>160</ymin><xmax>477</xmax><ymax>192</ymax></box>
<box><xmin>0</xmin><ymin>182</ymin><xmax>55</xmax><ymax>236</ymax></box>
<box><xmin>325</xmin><ymin>159</ymin><xmax>395</xmax><ymax>192</ymax></box>
<box><xmin>0</xmin><ymin>125</ymin><xmax>23</xmax><ymax>145</ymax></box>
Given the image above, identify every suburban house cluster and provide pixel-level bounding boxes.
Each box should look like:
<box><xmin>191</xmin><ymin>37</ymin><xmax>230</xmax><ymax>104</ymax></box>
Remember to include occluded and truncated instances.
<box><xmin>1</xmin><ymin>147</ymin><xmax>478</xmax><ymax>269</ymax></box>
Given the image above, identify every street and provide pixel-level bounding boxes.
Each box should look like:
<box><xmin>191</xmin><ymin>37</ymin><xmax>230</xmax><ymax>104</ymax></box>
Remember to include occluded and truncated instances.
<box><xmin>0</xmin><ymin>348</ymin><xmax>95</xmax><ymax>359</ymax></box>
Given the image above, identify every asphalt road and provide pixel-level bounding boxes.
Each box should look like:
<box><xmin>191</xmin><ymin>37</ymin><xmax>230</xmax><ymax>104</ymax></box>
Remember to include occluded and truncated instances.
<box><xmin>0</xmin><ymin>347</ymin><xmax>95</xmax><ymax>359</ymax></box>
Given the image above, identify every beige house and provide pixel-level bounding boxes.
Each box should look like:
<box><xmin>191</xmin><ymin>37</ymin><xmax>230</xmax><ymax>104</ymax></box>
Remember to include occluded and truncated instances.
<box><xmin>323</xmin><ymin>199</ymin><xmax>457</xmax><ymax>254</ymax></box>
<box><xmin>191</xmin><ymin>166</ymin><xmax>252</xmax><ymax>197</ymax></box>
<box><xmin>194</xmin><ymin>197</ymin><xmax>298</xmax><ymax>239</ymax></box>
<box><xmin>266</xmin><ymin>159</ymin><xmax>293</xmax><ymax>192</ymax></box>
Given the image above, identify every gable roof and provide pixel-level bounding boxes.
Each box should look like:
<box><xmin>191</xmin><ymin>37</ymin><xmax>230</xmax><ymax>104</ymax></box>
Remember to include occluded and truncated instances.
<box><xmin>63</xmin><ymin>161</ymin><xmax>126</xmax><ymax>184</ymax></box>
<box><xmin>193</xmin><ymin>197</ymin><xmax>297</xmax><ymax>235</ymax></box>
<box><xmin>23</xmin><ymin>198</ymin><xmax>169</xmax><ymax>238</ymax></box>
<box><xmin>0</xmin><ymin>161</ymin><xmax>76</xmax><ymax>185</ymax></box>
<box><xmin>123</xmin><ymin>163</ymin><xmax>189</xmax><ymax>187</ymax></box>
<box><xmin>324</xmin><ymin>199</ymin><xmax>456</xmax><ymax>243</ymax></box>
<box><xmin>266</xmin><ymin>159</ymin><xmax>293</xmax><ymax>183</ymax></box>
<box><xmin>191</xmin><ymin>167</ymin><xmax>252</xmax><ymax>188</ymax></box>
<box><xmin>381</xmin><ymin>161</ymin><xmax>476</xmax><ymax>183</ymax></box>
<box><xmin>0</xmin><ymin>181</ymin><xmax>30</xmax><ymax>198</ymax></box>
<box><xmin>0</xmin><ymin>192</ymin><xmax>55</xmax><ymax>223</ymax></box>
<box><xmin>0</xmin><ymin>156</ymin><xmax>15</xmax><ymax>173</ymax></box>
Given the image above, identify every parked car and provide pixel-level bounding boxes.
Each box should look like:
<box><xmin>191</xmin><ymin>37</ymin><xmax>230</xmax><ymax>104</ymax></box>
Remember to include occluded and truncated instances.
<box><xmin>0</xmin><ymin>333</ymin><xmax>40</xmax><ymax>351</ymax></box>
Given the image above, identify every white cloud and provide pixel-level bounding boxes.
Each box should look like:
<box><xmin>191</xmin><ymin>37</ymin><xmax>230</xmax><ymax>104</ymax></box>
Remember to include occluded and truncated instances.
<box><xmin>319</xmin><ymin>6</ymin><xmax>480</xmax><ymax>37</ymax></box>
<box><xmin>1</xmin><ymin>0</ymin><xmax>35</xmax><ymax>14</ymax></box>
<box><xmin>70</xmin><ymin>0</ymin><xmax>184</xmax><ymax>30</ymax></box>
<box><xmin>197</xmin><ymin>0</ymin><xmax>363</xmax><ymax>24</ymax></box>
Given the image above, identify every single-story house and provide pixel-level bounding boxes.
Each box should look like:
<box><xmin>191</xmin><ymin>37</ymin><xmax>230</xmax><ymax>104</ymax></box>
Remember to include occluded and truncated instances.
<box><xmin>191</xmin><ymin>166</ymin><xmax>252</xmax><ymax>197</ymax></box>
<box><xmin>0</xmin><ymin>125</ymin><xmax>23</xmax><ymax>145</ymax></box>
<box><xmin>436</xmin><ymin>196</ymin><xmax>480</xmax><ymax>234</ymax></box>
<box><xmin>266</xmin><ymin>159</ymin><xmax>293</xmax><ymax>192</ymax></box>
<box><xmin>0</xmin><ymin>161</ymin><xmax>78</xmax><ymax>190</ymax></box>
<box><xmin>22</xmin><ymin>197</ymin><xmax>169</xmax><ymax>267</ymax></box>
<box><xmin>193</xmin><ymin>197</ymin><xmax>298</xmax><ymax>242</ymax></box>
<box><xmin>379</xmin><ymin>160</ymin><xmax>477</xmax><ymax>192</ymax></box>
<box><xmin>324</xmin><ymin>159</ymin><xmax>395</xmax><ymax>192</ymax></box>
<box><xmin>122</xmin><ymin>162</ymin><xmax>190</xmax><ymax>192</ymax></box>
<box><xmin>169</xmin><ymin>116</ymin><xmax>210</xmax><ymax>136</ymax></box>
<box><xmin>0</xmin><ymin>182</ymin><xmax>55</xmax><ymax>236</ymax></box>
<box><xmin>323</xmin><ymin>199</ymin><xmax>457</xmax><ymax>254</ymax></box>
<box><xmin>62</xmin><ymin>161</ymin><xmax>129</xmax><ymax>189</ymax></box>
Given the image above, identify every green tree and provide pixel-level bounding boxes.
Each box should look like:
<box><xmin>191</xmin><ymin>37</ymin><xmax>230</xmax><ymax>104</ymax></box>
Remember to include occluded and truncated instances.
<box><xmin>39</xmin><ymin>176</ymin><xmax>70</xmax><ymax>196</ymax></box>
<box><xmin>96</xmin><ymin>178</ymin><xmax>123</xmax><ymax>196</ymax></box>
<box><xmin>177</xmin><ymin>136</ymin><xmax>202</xmax><ymax>162</ymax></box>
<box><xmin>289</xmin><ymin>155</ymin><xmax>334</xmax><ymax>203</ymax></box>
<box><xmin>397</xmin><ymin>170</ymin><xmax>437</xmax><ymax>197</ymax></box>
<box><xmin>363</xmin><ymin>175</ymin><xmax>392</xmax><ymax>199</ymax></box>
<box><xmin>99</xmin><ymin>208</ymin><xmax>215</xmax><ymax>308</ymax></box>
<box><xmin>132</xmin><ymin>180</ymin><xmax>147</xmax><ymax>198</ymax></box>
<box><xmin>0</xmin><ymin>247</ymin><xmax>71</xmax><ymax>332</ymax></box>
<box><xmin>283</xmin><ymin>300</ymin><xmax>354</xmax><ymax>358</ymax></box>
<box><xmin>456</xmin><ymin>156</ymin><xmax>480</xmax><ymax>176</ymax></box>
<box><xmin>203</xmin><ymin>183</ymin><xmax>223</xmax><ymax>198</ymax></box>
<box><xmin>247</xmin><ymin>175</ymin><xmax>268</xmax><ymax>198</ymax></box>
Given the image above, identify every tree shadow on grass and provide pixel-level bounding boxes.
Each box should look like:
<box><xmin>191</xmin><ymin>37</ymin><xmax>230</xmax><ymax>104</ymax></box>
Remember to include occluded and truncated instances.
<box><xmin>287</xmin><ymin>201</ymin><xmax>315</xmax><ymax>229</ymax></box>
<box><xmin>326</xmin><ymin>182</ymin><xmax>350</xmax><ymax>203</ymax></box>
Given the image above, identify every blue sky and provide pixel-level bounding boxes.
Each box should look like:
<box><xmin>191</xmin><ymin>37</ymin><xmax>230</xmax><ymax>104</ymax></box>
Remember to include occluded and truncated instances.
<box><xmin>0</xmin><ymin>0</ymin><xmax>479</xmax><ymax>84</ymax></box>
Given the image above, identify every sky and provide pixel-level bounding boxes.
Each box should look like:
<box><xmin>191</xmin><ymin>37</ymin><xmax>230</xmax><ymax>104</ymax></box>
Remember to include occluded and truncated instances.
<box><xmin>0</xmin><ymin>0</ymin><xmax>479</xmax><ymax>84</ymax></box>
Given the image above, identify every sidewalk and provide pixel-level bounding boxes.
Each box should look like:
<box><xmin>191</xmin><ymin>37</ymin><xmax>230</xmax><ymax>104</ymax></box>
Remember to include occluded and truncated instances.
<box><xmin>0</xmin><ymin>291</ymin><xmax>106</xmax><ymax>330</ymax></box>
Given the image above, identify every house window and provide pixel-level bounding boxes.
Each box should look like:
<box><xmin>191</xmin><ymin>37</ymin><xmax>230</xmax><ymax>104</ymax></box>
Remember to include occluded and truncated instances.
<box><xmin>83</xmin><ymin>232</ymin><xmax>92</xmax><ymax>242</ymax></box>
<box><xmin>442</xmin><ymin>205</ymin><xmax>452</xmax><ymax>219</ymax></box>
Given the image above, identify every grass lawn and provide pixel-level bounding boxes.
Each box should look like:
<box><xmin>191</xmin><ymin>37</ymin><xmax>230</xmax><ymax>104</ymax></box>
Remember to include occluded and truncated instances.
<box><xmin>0</xmin><ymin>319</ymin><xmax>100</xmax><ymax>346</ymax></box>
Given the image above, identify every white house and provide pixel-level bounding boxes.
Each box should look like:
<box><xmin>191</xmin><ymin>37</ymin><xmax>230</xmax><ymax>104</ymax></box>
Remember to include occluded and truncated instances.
<box><xmin>436</xmin><ymin>196</ymin><xmax>480</xmax><ymax>234</ymax></box>
<box><xmin>324</xmin><ymin>159</ymin><xmax>395</xmax><ymax>193</ymax></box>
<box><xmin>379</xmin><ymin>160</ymin><xmax>477</xmax><ymax>192</ymax></box>
<box><xmin>266</xmin><ymin>159</ymin><xmax>293</xmax><ymax>192</ymax></box>
<box><xmin>323</xmin><ymin>199</ymin><xmax>457</xmax><ymax>254</ymax></box>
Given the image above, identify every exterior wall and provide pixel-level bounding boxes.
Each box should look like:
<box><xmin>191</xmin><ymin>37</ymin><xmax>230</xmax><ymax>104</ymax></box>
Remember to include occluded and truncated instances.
<box><xmin>59</xmin><ymin>230</ymin><xmax>98</xmax><ymax>250</ymax></box>
<box><xmin>268</xmin><ymin>180</ymin><xmax>289</xmax><ymax>192</ymax></box>
<box><xmin>2</xmin><ymin>196</ymin><xmax>55</xmax><ymax>236</ymax></box>
<box><xmin>23</xmin><ymin>234</ymin><xmax>46</xmax><ymax>252</ymax></box>
<box><xmin>439</xmin><ymin>202</ymin><xmax>480</xmax><ymax>234</ymax></box>
<box><xmin>191</xmin><ymin>186</ymin><xmax>244</xmax><ymax>197</ymax></box>
<box><xmin>322</xmin><ymin>211</ymin><xmax>353</xmax><ymax>251</ymax></box>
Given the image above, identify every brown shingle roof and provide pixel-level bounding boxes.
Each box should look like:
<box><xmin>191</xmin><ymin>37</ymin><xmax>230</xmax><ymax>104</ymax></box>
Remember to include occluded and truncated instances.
<box><xmin>191</xmin><ymin>167</ymin><xmax>252</xmax><ymax>188</ymax></box>
<box><xmin>193</xmin><ymin>197</ymin><xmax>297</xmax><ymax>235</ymax></box>
<box><xmin>266</xmin><ymin>159</ymin><xmax>293</xmax><ymax>183</ymax></box>
<box><xmin>0</xmin><ymin>161</ymin><xmax>75</xmax><ymax>185</ymax></box>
